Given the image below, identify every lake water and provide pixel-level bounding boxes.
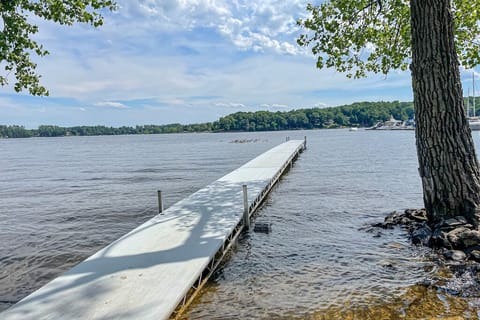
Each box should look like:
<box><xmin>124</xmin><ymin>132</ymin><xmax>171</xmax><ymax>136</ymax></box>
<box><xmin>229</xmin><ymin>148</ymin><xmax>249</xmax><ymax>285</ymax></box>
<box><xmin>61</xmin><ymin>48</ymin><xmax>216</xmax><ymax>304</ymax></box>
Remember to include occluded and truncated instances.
<box><xmin>1</xmin><ymin>130</ymin><xmax>480</xmax><ymax>318</ymax></box>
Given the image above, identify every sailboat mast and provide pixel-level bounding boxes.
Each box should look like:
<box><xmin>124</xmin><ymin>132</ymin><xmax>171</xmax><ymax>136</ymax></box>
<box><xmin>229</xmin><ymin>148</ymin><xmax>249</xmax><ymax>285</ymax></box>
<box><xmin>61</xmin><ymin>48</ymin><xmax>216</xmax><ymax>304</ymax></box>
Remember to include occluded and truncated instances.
<box><xmin>474</xmin><ymin>73</ymin><xmax>476</xmax><ymax>118</ymax></box>
<box><xmin>468</xmin><ymin>88</ymin><xmax>471</xmax><ymax>117</ymax></box>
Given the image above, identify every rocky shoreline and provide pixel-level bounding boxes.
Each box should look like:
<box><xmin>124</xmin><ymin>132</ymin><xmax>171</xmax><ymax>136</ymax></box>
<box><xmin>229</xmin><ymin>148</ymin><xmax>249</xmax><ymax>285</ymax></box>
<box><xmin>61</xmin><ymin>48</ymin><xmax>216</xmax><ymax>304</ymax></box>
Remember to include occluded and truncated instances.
<box><xmin>374</xmin><ymin>209</ymin><xmax>480</xmax><ymax>262</ymax></box>
<box><xmin>372</xmin><ymin>209</ymin><xmax>480</xmax><ymax>297</ymax></box>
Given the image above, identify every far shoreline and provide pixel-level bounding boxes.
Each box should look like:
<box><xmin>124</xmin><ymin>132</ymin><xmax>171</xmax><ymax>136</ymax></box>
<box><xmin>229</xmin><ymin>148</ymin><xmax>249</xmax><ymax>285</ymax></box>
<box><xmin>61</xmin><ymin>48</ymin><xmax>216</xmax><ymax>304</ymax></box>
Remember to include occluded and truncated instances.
<box><xmin>0</xmin><ymin>100</ymin><xmax>415</xmax><ymax>139</ymax></box>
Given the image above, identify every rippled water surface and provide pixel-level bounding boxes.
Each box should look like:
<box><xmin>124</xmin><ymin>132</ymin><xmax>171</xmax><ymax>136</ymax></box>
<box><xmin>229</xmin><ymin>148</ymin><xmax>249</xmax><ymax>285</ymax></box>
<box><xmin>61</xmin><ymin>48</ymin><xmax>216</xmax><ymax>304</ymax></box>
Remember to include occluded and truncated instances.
<box><xmin>2</xmin><ymin>130</ymin><xmax>480</xmax><ymax>317</ymax></box>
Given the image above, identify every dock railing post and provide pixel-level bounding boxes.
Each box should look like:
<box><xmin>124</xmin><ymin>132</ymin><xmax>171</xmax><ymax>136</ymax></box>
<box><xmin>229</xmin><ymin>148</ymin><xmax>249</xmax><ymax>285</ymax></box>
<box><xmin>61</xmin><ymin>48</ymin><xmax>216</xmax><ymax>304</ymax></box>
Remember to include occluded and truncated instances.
<box><xmin>242</xmin><ymin>184</ymin><xmax>250</xmax><ymax>229</ymax></box>
<box><xmin>157</xmin><ymin>190</ymin><xmax>164</xmax><ymax>213</ymax></box>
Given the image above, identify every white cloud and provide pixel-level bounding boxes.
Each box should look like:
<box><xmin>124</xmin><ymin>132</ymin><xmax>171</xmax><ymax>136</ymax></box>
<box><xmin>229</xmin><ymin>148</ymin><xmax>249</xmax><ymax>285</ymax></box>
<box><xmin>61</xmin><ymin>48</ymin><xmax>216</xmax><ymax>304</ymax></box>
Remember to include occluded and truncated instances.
<box><xmin>37</xmin><ymin>43</ymin><xmax>413</xmax><ymax>110</ymax></box>
<box><xmin>214</xmin><ymin>102</ymin><xmax>246</xmax><ymax>108</ymax></box>
<box><xmin>94</xmin><ymin>101</ymin><xmax>128</xmax><ymax>109</ymax></box>
<box><xmin>260</xmin><ymin>103</ymin><xmax>290</xmax><ymax>109</ymax></box>
<box><xmin>116</xmin><ymin>0</ymin><xmax>307</xmax><ymax>55</ymax></box>
<box><xmin>58</xmin><ymin>81</ymin><xmax>118</xmax><ymax>95</ymax></box>
<box><xmin>158</xmin><ymin>98</ymin><xmax>186</xmax><ymax>106</ymax></box>
<box><xmin>0</xmin><ymin>97</ymin><xmax>20</xmax><ymax>109</ymax></box>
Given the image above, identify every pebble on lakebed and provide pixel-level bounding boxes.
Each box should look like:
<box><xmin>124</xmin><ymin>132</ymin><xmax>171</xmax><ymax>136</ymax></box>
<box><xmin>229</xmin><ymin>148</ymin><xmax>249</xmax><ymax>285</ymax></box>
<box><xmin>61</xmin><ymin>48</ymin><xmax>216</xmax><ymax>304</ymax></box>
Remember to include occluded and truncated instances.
<box><xmin>373</xmin><ymin>209</ymin><xmax>480</xmax><ymax>263</ymax></box>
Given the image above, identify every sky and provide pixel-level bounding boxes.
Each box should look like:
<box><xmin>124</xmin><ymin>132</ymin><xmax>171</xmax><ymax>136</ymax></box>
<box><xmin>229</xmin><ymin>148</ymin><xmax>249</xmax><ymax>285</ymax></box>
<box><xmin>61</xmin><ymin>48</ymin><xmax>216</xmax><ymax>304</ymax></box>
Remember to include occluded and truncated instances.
<box><xmin>0</xmin><ymin>0</ymin><xmax>479</xmax><ymax>128</ymax></box>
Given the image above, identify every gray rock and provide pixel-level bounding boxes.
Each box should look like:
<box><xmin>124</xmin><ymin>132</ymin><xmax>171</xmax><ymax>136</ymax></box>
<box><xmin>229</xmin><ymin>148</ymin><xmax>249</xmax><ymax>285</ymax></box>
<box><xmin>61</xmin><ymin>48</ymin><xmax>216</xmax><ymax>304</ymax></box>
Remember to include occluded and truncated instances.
<box><xmin>470</xmin><ymin>250</ymin><xmax>480</xmax><ymax>262</ymax></box>
<box><xmin>411</xmin><ymin>225</ymin><xmax>432</xmax><ymax>246</ymax></box>
<box><xmin>409</xmin><ymin>210</ymin><xmax>428</xmax><ymax>222</ymax></box>
<box><xmin>431</xmin><ymin>228</ymin><xmax>451</xmax><ymax>248</ymax></box>
<box><xmin>442</xmin><ymin>216</ymin><xmax>470</xmax><ymax>230</ymax></box>
<box><xmin>444</xmin><ymin>250</ymin><xmax>467</xmax><ymax>261</ymax></box>
<box><xmin>460</xmin><ymin>230</ymin><xmax>480</xmax><ymax>247</ymax></box>
<box><xmin>372</xmin><ymin>222</ymin><xmax>393</xmax><ymax>229</ymax></box>
<box><xmin>456</xmin><ymin>216</ymin><xmax>469</xmax><ymax>224</ymax></box>
<box><xmin>447</xmin><ymin>227</ymin><xmax>480</xmax><ymax>248</ymax></box>
<box><xmin>379</xmin><ymin>260</ymin><xmax>396</xmax><ymax>269</ymax></box>
<box><xmin>447</xmin><ymin>227</ymin><xmax>471</xmax><ymax>248</ymax></box>
<box><xmin>385</xmin><ymin>211</ymin><xmax>402</xmax><ymax>224</ymax></box>
<box><xmin>400</xmin><ymin>217</ymin><xmax>413</xmax><ymax>225</ymax></box>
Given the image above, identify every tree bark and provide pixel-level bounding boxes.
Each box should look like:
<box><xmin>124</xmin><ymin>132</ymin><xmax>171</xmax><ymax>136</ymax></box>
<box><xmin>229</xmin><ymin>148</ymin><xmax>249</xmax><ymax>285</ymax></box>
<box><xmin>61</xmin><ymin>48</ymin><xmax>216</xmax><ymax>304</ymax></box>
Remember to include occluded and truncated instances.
<box><xmin>410</xmin><ymin>0</ymin><xmax>480</xmax><ymax>226</ymax></box>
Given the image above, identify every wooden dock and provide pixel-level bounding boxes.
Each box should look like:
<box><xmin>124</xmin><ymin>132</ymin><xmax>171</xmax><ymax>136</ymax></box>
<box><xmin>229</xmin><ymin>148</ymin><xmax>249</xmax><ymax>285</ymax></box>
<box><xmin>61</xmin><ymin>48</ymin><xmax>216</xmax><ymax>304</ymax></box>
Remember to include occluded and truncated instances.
<box><xmin>2</xmin><ymin>139</ymin><xmax>306</xmax><ymax>320</ymax></box>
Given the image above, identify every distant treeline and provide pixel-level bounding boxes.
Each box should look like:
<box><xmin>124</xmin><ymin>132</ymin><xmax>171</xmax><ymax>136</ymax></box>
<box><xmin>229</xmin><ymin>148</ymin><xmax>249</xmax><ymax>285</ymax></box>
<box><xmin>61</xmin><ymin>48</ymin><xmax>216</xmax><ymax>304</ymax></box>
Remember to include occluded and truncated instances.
<box><xmin>1</xmin><ymin>101</ymin><xmax>415</xmax><ymax>138</ymax></box>
<box><xmin>216</xmin><ymin>101</ymin><xmax>414</xmax><ymax>131</ymax></box>
<box><xmin>0</xmin><ymin>123</ymin><xmax>213</xmax><ymax>138</ymax></box>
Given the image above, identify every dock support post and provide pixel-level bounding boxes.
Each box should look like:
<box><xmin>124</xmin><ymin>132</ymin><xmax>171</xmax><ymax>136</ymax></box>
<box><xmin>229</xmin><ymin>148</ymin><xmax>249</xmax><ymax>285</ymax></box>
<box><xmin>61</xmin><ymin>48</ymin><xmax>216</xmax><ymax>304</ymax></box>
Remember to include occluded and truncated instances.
<box><xmin>304</xmin><ymin>136</ymin><xmax>307</xmax><ymax>149</ymax></box>
<box><xmin>242</xmin><ymin>185</ymin><xmax>250</xmax><ymax>229</ymax></box>
<box><xmin>157</xmin><ymin>190</ymin><xmax>164</xmax><ymax>213</ymax></box>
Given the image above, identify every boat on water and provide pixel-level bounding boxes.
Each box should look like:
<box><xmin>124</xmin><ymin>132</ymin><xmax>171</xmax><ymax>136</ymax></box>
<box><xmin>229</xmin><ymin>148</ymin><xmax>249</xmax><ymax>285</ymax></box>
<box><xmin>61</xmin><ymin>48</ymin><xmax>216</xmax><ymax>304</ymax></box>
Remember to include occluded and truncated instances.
<box><xmin>368</xmin><ymin>116</ymin><xmax>480</xmax><ymax>130</ymax></box>
<box><xmin>469</xmin><ymin>117</ymin><xmax>480</xmax><ymax>130</ymax></box>
<box><xmin>366</xmin><ymin>115</ymin><xmax>480</xmax><ymax>130</ymax></box>
<box><xmin>366</xmin><ymin>116</ymin><xmax>415</xmax><ymax>130</ymax></box>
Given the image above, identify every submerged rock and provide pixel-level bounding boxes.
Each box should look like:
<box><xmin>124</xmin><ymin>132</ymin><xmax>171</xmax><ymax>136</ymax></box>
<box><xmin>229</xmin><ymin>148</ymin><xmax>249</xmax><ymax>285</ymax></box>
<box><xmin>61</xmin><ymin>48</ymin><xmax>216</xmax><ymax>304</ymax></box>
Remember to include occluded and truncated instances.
<box><xmin>443</xmin><ymin>250</ymin><xmax>467</xmax><ymax>261</ymax></box>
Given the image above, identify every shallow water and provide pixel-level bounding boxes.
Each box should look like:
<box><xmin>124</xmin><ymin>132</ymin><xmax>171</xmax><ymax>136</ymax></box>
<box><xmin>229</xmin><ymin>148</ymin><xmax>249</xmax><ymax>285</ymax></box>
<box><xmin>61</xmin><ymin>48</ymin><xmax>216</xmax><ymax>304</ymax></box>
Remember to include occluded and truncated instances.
<box><xmin>1</xmin><ymin>129</ymin><xmax>480</xmax><ymax>317</ymax></box>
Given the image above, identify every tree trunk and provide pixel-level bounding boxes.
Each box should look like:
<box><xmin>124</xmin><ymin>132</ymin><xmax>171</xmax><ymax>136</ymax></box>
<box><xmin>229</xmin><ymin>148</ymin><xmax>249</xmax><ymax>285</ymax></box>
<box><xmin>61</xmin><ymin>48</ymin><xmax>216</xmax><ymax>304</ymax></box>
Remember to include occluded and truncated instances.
<box><xmin>410</xmin><ymin>0</ymin><xmax>480</xmax><ymax>226</ymax></box>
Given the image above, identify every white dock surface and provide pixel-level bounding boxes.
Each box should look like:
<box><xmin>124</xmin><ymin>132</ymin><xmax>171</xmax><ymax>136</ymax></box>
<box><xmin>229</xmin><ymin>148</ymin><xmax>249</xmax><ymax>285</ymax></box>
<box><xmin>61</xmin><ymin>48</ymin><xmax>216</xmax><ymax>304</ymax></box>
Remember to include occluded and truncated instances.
<box><xmin>2</xmin><ymin>140</ymin><xmax>305</xmax><ymax>320</ymax></box>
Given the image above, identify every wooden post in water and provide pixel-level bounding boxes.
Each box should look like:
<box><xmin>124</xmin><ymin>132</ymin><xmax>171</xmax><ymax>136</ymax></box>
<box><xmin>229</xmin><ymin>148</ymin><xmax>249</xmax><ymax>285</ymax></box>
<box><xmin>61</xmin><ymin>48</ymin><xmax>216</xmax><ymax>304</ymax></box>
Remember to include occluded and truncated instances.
<box><xmin>242</xmin><ymin>185</ymin><xmax>250</xmax><ymax>229</ymax></box>
<box><xmin>304</xmin><ymin>136</ymin><xmax>307</xmax><ymax>149</ymax></box>
<box><xmin>158</xmin><ymin>190</ymin><xmax>164</xmax><ymax>213</ymax></box>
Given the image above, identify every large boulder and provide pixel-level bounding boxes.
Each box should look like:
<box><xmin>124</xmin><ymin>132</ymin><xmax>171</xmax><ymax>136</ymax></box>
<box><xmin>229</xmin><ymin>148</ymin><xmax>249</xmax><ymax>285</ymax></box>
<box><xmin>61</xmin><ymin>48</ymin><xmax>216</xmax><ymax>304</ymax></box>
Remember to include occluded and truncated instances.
<box><xmin>460</xmin><ymin>230</ymin><xmax>480</xmax><ymax>248</ymax></box>
<box><xmin>447</xmin><ymin>227</ymin><xmax>480</xmax><ymax>249</ymax></box>
<box><xmin>447</xmin><ymin>227</ymin><xmax>470</xmax><ymax>248</ymax></box>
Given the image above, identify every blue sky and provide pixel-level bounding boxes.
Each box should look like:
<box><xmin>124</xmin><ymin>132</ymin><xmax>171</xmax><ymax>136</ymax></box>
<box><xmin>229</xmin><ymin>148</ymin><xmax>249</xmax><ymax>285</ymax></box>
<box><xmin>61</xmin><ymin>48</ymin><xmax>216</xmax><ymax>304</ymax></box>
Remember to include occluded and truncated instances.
<box><xmin>0</xmin><ymin>0</ymin><xmax>478</xmax><ymax>128</ymax></box>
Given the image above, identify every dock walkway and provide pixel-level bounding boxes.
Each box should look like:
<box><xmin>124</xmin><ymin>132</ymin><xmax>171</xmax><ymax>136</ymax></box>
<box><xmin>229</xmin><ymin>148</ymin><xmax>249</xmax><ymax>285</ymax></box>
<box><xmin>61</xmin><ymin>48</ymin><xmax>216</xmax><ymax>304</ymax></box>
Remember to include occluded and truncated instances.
<box><xmin>2</xmin><ymin>139</ymin><xmax>305</xmax><ymax>320</ymax></box>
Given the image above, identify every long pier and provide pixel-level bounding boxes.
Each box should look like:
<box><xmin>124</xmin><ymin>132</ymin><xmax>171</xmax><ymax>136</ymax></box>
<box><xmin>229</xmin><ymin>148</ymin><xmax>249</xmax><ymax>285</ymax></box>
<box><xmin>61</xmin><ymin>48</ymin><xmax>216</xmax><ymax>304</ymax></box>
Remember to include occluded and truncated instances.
<box><xmin>2</xmin><ymin>139</ymin><xmax>306</xmax><ymax>320</ymax></box>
